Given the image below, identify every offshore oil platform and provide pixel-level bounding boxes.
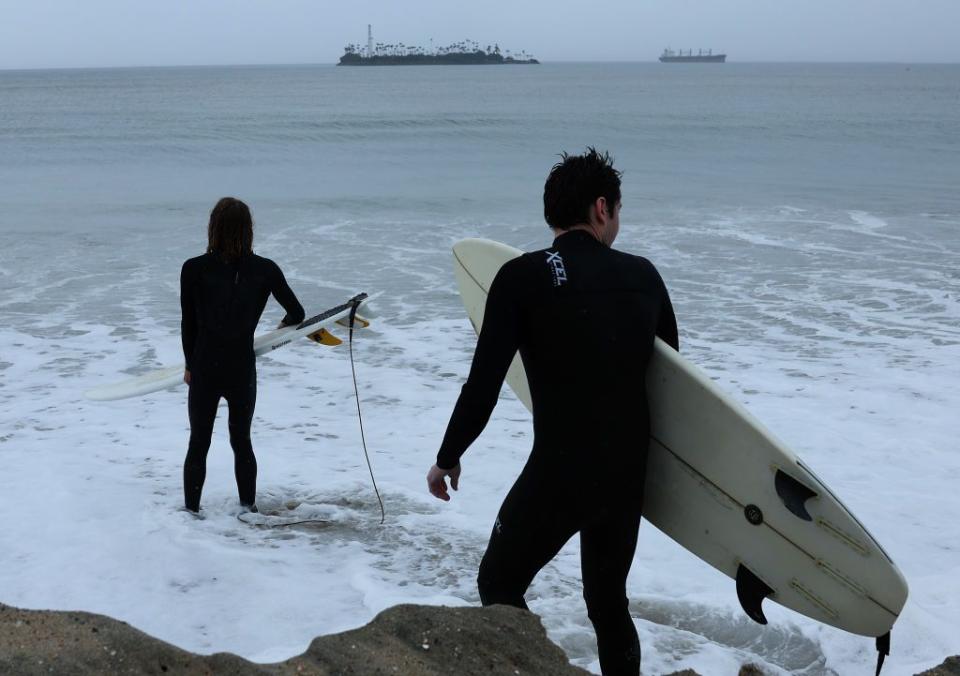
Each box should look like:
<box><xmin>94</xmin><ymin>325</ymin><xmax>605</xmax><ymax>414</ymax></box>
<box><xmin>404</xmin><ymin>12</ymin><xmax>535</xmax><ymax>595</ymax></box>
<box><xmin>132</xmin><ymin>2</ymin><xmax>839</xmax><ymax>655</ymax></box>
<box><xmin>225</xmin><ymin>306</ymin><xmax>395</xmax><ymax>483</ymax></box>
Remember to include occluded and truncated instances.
<box><xmin>338</xmin><ymin>25</ymin><xmax>539</xmax><ymax>66</ymax></box>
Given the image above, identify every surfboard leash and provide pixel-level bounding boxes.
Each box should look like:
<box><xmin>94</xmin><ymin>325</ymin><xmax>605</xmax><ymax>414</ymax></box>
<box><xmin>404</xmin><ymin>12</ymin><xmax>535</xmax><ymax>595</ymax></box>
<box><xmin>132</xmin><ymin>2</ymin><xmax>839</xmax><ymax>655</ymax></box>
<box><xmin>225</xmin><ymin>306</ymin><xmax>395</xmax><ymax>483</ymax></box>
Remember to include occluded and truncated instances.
<box><xmin>235</xmin><ymin>293</ymin><xmax>383</xmax><ymax>529</ymax></box>
<box><xmin>348</xmin><ymin>294</ymin><xmax>386</xmax><ymax>525</ymax></box>
<box><xmin>236</xmin><ymin>512</ymin><xmax>331</xmax><ymax>528</ymax></box>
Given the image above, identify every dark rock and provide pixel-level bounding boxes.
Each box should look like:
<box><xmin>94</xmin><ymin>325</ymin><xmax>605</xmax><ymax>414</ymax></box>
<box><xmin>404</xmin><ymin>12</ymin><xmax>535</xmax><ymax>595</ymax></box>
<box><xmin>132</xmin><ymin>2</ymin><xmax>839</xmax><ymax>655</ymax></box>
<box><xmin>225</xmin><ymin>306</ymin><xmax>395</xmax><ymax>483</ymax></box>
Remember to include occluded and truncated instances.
<box><xmin>739</xmin><ymin>665</ymin><xmax>767</xmax><ymax>675</ymax></box>
<box><xmin>916</xmin><ymin>656</ymin><xmax>960</xmax><ymax>676</ymax></box>
<box><xmin>10</xmin><ymin>600</ymin><xmax>945</xmax><ymax>676</ymax></box>
<box><xmin>0</xmin><ymin>602</ymin><xmax>590</xmax><ymax>675</ymax></box>
<box><xmin>285</xmin><ymin>603</ymin><xmax>589</xmax><ymax>675</ymax></box>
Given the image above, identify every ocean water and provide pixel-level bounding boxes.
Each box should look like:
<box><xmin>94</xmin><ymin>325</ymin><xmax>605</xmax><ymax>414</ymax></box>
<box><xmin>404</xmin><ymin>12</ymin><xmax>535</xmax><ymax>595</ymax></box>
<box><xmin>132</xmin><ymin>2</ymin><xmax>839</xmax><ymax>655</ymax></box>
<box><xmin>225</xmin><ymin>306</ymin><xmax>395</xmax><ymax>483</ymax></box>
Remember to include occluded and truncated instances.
<box><xmin>0</xmin><ymin>63</ymin><xmax>958</xmax><ymax>675</ymax></box>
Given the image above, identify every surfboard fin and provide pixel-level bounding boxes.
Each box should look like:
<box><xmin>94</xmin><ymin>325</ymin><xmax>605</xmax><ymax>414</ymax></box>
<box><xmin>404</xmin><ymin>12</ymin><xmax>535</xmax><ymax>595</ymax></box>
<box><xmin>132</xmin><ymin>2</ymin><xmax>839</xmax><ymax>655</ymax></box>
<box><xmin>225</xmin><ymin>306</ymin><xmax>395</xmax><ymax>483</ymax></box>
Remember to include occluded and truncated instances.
<box><xmin>775</xmin><ymin>469</ymin><xmax>818</xmax><ymax>521</ymax></box>
<box><xmin>736</xmin><ymin>564</ymin><xmax>774</xmax><ymax>625</ymax></box>
<box><xmin>307</xmin><ymin>328</ymin><xmax>342</xmax><ymax>346</ymax></box>
<box><xmin>875</xmin><ymin>632</ymin><xmax>890</xmax><ymax>675</ymax></box>
<box><xmin>336</xmin><ymin>315</ymin><xmax>370</xmax><ymax>329</ymax></box>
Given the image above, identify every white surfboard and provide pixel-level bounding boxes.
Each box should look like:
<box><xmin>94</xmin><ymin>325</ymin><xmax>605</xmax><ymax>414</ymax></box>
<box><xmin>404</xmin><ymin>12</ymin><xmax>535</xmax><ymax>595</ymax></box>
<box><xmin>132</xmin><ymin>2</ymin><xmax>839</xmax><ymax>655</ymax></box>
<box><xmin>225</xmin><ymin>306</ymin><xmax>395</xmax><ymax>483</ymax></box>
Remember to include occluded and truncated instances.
<box><xmin>85</xmin><ymin>292</ymin><xmax>378</xmax><ymax>402</ymax></box>
<box><xmin>451</xmin><ymin>238</ymin><xmax>907</xmax><ymax>644</ymax></box>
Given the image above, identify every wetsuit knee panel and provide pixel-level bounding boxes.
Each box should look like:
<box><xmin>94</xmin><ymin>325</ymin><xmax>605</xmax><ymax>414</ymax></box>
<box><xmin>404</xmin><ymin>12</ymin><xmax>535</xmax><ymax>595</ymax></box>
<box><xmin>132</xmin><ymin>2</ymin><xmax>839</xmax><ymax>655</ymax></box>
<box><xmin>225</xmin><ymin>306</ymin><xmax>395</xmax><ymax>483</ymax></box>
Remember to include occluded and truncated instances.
<box><xmin>477</xmin><ymin>560</ymin><xmax>529</xmax><ymax>609</ymax></box>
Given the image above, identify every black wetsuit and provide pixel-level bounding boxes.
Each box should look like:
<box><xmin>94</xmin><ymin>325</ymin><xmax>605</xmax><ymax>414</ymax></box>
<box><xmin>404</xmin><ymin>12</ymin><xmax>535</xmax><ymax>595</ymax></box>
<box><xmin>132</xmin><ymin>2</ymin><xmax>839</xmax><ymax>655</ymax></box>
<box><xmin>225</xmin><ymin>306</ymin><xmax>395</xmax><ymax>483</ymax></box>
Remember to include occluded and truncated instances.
<box><xmin>180</xmin><ymin>252</ymin><xmax>304</xmax><ymax>512</ymax></box>
<box><xmin>437</xmin><ymin>230</ymin><xmax>678</xmax><ymax>676</ymax></box>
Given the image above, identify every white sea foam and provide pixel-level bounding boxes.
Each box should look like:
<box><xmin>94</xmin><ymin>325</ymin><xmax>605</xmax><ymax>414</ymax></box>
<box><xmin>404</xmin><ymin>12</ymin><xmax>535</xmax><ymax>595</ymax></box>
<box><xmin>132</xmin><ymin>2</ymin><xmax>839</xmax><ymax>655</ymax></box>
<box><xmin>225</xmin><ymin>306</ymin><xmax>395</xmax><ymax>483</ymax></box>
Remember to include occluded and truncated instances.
<box><xmin>3</xmin><ymin>55</ymin><xmax>960</xmax><ymax>676</ymax></box>
<box><xmin>2</xmin><ymin>201</ymin><xmax>958</xmax><ymax>676</ymax></box>
<box><xmin>848</xmin><ymin>210</ymin><xmax>889</xmax><ymax>231</ymax></box>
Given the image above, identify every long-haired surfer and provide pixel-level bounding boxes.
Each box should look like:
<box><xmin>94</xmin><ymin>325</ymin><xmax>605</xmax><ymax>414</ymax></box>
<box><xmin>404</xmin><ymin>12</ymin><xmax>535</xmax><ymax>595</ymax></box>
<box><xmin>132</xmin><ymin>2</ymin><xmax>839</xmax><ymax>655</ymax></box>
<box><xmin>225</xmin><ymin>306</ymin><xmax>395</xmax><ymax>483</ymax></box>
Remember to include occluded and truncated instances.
<box><xmin>427</xmin><ymin>149</ymin><xmax>679</xmax><ymax>675</ymax></box>
<box><xmin>180</xmin><ymin>197</ymin><xmax>305</xmax><ymax>514</ymax></box>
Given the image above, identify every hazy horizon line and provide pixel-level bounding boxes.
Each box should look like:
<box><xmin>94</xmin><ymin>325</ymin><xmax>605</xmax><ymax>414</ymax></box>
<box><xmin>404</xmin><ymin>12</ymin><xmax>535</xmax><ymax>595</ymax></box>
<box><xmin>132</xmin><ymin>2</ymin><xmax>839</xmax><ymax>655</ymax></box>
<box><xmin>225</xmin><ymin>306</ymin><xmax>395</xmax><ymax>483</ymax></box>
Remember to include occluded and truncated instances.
<box><xmin>2</xmin><ymin>59</ymin><xmax>958</xmax><ymax>73</ymax></box>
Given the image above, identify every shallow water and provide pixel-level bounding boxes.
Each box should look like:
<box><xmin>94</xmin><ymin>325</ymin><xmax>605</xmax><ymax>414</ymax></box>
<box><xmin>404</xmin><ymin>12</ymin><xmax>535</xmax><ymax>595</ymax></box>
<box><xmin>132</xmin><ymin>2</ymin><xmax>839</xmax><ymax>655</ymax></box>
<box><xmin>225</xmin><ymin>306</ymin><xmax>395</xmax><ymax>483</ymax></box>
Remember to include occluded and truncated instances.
<box><xmin>1</xmin><ymin>63</ymin><xmax>958</xmax><ymax>674</ymax></box>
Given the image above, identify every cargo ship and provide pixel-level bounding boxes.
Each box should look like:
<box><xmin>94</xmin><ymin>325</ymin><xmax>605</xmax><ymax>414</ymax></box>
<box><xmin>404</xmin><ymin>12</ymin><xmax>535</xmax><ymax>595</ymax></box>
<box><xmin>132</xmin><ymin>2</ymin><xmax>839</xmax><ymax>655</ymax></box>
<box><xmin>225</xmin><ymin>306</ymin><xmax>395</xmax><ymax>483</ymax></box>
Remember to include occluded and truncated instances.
<box><xmin>338</xmin><ymin>26</ymin><xmax>539</xmax><ymax>66</ymax></box>
<box><xmin>659</xmin><ymin>48</ymin><xmax>726</xmax><ymax>63</ymax></box>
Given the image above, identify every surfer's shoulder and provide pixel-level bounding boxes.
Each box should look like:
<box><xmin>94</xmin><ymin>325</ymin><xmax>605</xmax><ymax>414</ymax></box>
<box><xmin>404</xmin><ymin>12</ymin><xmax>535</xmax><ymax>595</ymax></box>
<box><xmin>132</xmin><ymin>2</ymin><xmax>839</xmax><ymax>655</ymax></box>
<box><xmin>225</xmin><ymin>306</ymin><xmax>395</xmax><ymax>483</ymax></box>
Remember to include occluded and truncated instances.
<box><xmin>248</xmin><ymin>254</ymin><xmax>282</xmax><ymax>275</ymax></box>
<box><xmin>485</xmin><ymin>253</ymin><xmax>539</xmax><ymax>298</ymax></box>
<box><xmin>611</xmin><ymin>249</ymin><xmax>670</xmax><ymax>290</ymax></box>
<box><xmin>498</xmin><ymin>253</ymin><xmax>538</xmax><ymax>280</ymax></box>
<box><xmin>614</xmin><ymin>248</ymin><xmax>661</xmax><ymax>274</ymax></box>
<box><xmin>181</xmin><ymin>253</ymin><xmax>208</xmax><ymax>275</ymax></box>
<box><xmin>609</xmin><ymin>247</ymin><xmax>649</xmax><ymax>266</ymax></box>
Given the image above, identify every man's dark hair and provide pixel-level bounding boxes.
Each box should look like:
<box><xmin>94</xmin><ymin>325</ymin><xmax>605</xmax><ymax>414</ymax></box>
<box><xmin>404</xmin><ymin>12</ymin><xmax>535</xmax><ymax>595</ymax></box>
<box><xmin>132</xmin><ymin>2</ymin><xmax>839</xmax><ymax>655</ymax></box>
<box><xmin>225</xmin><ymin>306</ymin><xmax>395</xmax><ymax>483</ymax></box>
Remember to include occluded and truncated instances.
<box><xmin>543</xmin><ymin>148</ymin><xmax>622</xmax><ymax>230</ymax></box>
<box><xmin>207</xmin><ymin>197</ymin><xmax>253</xmax><ymax>262</ymax></box>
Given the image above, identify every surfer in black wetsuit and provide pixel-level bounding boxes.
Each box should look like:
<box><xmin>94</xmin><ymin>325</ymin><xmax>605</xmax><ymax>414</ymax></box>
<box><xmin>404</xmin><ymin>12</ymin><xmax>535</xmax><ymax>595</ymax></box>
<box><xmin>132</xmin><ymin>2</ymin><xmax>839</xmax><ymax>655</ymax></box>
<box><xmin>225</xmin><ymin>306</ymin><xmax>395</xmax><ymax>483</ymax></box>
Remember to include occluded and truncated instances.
<box><xmin>427</xmin><ymin>149</ymin><xmax>678</xmax><ymax>675</ymax></box>
<box><xmin>180</xmin><ymin>197</ymin><xmax>304</xmax><ymax>514</ymax></box>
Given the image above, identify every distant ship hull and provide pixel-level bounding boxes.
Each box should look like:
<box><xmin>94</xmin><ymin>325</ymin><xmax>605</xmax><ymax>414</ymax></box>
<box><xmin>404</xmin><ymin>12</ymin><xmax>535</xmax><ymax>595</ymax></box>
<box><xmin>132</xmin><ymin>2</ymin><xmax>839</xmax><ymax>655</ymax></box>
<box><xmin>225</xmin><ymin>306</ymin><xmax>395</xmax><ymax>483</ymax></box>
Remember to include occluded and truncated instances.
<box><xmin>659</xmin><ymin>54</ymin><xmax>726</xmax><ymax>63</ymax></box>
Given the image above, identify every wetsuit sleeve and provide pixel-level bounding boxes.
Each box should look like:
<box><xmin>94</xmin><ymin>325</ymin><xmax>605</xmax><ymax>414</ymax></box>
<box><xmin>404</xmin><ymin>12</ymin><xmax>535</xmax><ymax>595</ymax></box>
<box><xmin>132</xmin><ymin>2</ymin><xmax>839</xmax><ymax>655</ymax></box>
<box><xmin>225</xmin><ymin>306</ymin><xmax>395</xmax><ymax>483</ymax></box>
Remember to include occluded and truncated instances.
<box><xmin>655</xmin><ymin>270</ymin><xmax>679</xmax><ymax>351</ymax></box>
<box><xmin>180</xmin><ymin>260</ymin><xmax>198</xmax><ymax>371</ymax></box>
<box><xmin>436</xmin><ymin>262</ymin><xmax>525</xmax><ymax>470</ymax></box>
<box><xmin>270</xmin><ymin>262</ymin><xmax>305</xmax><ymax>326</ymax></box>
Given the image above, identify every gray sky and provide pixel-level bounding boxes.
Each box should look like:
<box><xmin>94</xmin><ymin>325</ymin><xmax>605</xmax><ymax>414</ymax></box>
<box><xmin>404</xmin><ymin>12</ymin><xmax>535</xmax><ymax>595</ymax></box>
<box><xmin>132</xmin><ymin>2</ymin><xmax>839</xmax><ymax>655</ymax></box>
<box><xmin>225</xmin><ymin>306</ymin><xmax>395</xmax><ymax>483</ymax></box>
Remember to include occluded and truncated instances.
<box><xmin>2</xmin><ymin>0</ymin><xmax>959</xmax><ymax>69</ymax></box>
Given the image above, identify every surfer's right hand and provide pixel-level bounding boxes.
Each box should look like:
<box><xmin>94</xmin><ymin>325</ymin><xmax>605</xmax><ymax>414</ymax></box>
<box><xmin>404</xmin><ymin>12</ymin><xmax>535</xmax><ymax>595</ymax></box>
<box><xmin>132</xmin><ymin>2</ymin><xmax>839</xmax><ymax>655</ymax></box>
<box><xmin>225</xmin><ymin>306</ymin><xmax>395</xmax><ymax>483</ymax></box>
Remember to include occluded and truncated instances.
<box><xmin>427</xmin><ymin>463</ymin><xmax>461</xmax><ymax>502</ymax></box>
<box><xmin>183</xmin><ymin>370</ymin><xmax>191</xmax><ymax>385</ymax></box>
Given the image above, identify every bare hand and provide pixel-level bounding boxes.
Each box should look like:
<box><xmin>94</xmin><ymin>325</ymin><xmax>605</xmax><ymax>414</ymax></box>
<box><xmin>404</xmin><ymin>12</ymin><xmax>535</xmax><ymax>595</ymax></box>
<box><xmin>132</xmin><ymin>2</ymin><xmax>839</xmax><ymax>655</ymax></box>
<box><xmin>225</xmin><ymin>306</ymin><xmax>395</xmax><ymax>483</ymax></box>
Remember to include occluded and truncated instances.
<box><xmin>183</xmin><ymin>369</ymin><xmax>191</xmax><ymax>385</ymax></box>
<box><xmin>427</xmin><ymin>463</ymin><xmax>461</xmax><ymax>501</ymax></box>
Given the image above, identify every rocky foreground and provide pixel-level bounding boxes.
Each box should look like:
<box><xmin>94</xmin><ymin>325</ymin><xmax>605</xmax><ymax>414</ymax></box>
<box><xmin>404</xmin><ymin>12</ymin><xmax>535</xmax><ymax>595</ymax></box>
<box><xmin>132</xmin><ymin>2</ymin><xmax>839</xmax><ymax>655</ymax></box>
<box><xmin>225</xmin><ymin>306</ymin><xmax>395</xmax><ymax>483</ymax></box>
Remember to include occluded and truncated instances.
<box><xmin>0</xmin><ymin>602</ymin><xmax>956</xmax><ymax>675</ymax></box>
<box><xmin>1</xmin><ymin>602</ymin><xmax>583</xmax><ymax>675</ymax></box>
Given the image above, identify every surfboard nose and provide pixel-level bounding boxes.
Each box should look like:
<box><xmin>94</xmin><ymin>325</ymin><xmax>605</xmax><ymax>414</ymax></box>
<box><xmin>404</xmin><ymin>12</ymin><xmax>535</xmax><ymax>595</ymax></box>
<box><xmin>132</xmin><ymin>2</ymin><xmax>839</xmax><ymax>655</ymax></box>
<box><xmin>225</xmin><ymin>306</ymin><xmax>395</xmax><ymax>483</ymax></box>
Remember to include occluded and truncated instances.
<box><xmin>452</xmin><ymin>237</ymin><xmax>488</xmax><ymax>261</ymax></box>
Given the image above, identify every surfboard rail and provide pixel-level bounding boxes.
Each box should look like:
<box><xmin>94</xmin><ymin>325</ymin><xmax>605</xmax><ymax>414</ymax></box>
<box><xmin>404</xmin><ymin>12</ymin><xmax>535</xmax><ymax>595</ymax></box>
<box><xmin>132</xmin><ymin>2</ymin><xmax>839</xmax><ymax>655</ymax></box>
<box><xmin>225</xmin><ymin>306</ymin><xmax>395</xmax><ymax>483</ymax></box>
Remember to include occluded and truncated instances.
<box><xmin>85</xmin><ymin>292</ymin><xmax>379</xmax><ymax>401</ymax></box>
